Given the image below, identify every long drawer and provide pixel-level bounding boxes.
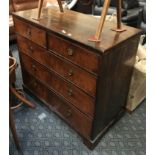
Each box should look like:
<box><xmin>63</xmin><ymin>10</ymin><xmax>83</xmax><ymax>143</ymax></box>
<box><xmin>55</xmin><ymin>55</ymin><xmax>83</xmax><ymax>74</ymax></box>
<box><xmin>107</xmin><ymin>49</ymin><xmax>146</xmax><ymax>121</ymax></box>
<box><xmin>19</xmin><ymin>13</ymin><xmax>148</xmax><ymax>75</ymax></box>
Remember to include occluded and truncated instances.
<box><xmin>14</xmin><ymin>17</ymin><xmax>46</xmax><ymax>47</ymax></box>
<box><xmin>17</xmin><ymin>35</ymin><xmax>97</xmax><ymax>97</ymax></box>
<box><xmin>47</xmin><ymin>33</ymin><xmax>100</xmax><ymax>74</ymax></box>
<box><xmin>20</xmin><ymin>53</ymin><xmax>95</xmax><ymax>117</ymax></box>
<box><xmin>22</xmin><ymin>70</ymin><xmax>92</xmax><ymax>138</ymax></box>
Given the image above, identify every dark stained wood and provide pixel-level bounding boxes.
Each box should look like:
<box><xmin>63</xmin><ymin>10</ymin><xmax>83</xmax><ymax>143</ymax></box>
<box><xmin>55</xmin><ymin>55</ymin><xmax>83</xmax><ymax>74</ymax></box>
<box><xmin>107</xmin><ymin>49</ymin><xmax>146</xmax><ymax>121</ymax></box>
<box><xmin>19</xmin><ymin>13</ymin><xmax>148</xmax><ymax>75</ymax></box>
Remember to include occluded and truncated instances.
<box><xmin>116</xmin><ymin>0</ymin><xmax>122</xmax><ymax>29</ymax></box>
<box><xmin>48</xmin><ymin>33</ymin><xmax>100</xmax><ymax>73</ymax></box>
<box><xmin>83</xmin><ymin>109</ymin><xmax>125</xmax><ymax>150</ymax></box>
<box><xmin>22</xmin><ymin>71</ymin><xmax>92</xmax><ymax>138</ymax></box>
<box><xmin>13</xmin><ymin>7</ymin><xmax>141</xmax><ymax>149</ymax></box>
<box><xmin>9</xmin><ymin>56</ymin><xmax>36</xmax><ymax>109</ymax></box>
<box><xmin>17</xmin><ymin>35</ymin><xmax>97</xmax><ymax>97</ymax></box>
<box><xmin>12</xmin><ymin>8</ymin><xmax>141</xmax><ymax>52</ymax></box>
<box><xmin>14</xmin><ymin>17</ymin><xmax>46</xmax><ymax>47</ymax></box>
<box><xmin>91</xmin><ymin>34</ymin><xmax>140</xmax><ymax>139</ymax></box>
<box><xmin>20</xmin><ymin>53</ymin><xmax>95</xmax><ymax>117</ymax></box>
<box><xmin>10</xmin><ymin>86</ymin><xmax>35</xmax><ymax>109</ymax></box>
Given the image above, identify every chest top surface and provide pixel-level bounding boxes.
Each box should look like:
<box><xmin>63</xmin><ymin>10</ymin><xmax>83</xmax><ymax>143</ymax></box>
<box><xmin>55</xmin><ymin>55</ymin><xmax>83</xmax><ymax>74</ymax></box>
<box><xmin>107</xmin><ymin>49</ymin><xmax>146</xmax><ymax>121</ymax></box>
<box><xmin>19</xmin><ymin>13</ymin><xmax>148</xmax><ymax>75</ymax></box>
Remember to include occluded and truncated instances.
<box><xmin>12</xmin><ymin>7</ymin><xmax>141</xmax><ymax>53</ymax></box>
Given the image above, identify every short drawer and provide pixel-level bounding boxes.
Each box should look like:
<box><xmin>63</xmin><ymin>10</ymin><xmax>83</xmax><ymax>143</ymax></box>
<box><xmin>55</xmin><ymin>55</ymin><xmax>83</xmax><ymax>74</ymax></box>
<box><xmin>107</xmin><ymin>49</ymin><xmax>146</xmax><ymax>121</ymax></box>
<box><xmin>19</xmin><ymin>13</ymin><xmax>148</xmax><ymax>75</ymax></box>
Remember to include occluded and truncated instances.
<box><xmin>20</xmin><ymin>53</ymin><xmax>95</xmax><ymax>117</ymax></box>
<box><xmin>47</xmin><ymin>33</ymin><xmax>100</xmax><ymax>74</ymax></box>
<box><xmin>23</xmin><ymin>71</ymin><xmax>92</xmax><ymax>138</ymax></box>
<box><xmin>14</xmin><ymin>17</ymin><xmax>46</xmax><ymax>47</ymax></box>
<box><xmin>18</xmin><ymin>36</ymin><xmax>97</xmax><ymax>97</ymax></box>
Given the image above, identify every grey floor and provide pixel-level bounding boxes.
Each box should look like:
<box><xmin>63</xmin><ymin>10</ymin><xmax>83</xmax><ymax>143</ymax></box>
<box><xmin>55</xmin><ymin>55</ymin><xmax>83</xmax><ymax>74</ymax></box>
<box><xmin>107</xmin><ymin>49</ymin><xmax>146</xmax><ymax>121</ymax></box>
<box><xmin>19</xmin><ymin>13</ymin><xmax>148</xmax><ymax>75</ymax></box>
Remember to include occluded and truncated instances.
<box><xmin>9</xmin><ymin>44</ymin><xmax>146</xmax><ymax>155</ymax></box>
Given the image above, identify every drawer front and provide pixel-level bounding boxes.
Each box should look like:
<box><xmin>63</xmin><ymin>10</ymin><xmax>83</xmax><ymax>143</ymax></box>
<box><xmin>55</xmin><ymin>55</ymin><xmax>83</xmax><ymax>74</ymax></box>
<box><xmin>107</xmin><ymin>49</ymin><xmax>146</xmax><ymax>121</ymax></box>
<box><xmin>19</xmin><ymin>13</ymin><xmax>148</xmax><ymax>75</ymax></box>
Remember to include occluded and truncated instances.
<box><xmin>23</xmin><ymin>71</ymin><xmax>48</xmax><ymax>104</ymax></box>
<box><xmin>17</xmin><ymin>36</ymin><xmax>97</xmax><ymax>97</ymax></box>
<box><xmin>23</xmin><ymin>71</ymin><xmax>92</xmax><ymax>138</ymax></box>
<box><xmin>47</xmin><ymin>33</ymin><xmax>100</xmax><ymax>74</ymax></box>
<box><xmin>14</xmin><ymin>17</ymin><xmax>46</xmax><ymax>47</ymax></box>
<box><xmin>20</xmin><ymin>53</ymin><xmax>95</xmax><ymax>117</ymax></box>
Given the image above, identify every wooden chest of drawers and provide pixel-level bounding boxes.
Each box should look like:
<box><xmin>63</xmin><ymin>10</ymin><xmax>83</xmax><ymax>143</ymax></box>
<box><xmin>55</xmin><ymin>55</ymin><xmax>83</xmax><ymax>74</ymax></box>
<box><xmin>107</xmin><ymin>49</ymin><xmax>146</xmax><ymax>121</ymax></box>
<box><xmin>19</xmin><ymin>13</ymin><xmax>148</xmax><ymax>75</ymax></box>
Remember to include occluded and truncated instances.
<box><xmin>13</xmin><ymin>7</ymin><xmax>141</xmax><ymax>149</ymax></box>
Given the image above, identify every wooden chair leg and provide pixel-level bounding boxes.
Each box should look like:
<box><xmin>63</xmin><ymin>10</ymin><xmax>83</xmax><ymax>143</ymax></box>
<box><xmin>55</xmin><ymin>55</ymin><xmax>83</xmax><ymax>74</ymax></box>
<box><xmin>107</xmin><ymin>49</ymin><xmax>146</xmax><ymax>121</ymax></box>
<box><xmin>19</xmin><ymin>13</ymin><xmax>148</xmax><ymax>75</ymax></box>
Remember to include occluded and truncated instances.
<box><xmin>111</xmin><ymin>0</ymin><xmax>126</xmax><ymax>32</ymax></box>
<box><xmin>36</xmin><ymin>0</ymin><xmax>64</xmax><ymax>20</ymax></box>
<box><xmin>9</xmin><ymin>105</ymin><xmax>21</xmax><ymax>151</ymax></box>
<box><xmin>57</xmin><ymin>0</ymin><xmax>64</xmax><ymax>12</ymax></box>
<box><xmin>10</xmin><ymin>86</ymin><xmax>36</xmax><ymax>109</ymax></box>
<box><xmin>88</xmin><ymin>0</ymin><xmax>111</xmax><ymax>42</ymax></box>
<box><xmin>37</xmin><ymin>0</ymin><xmax>44</xmax><ymax>20</ymax></box>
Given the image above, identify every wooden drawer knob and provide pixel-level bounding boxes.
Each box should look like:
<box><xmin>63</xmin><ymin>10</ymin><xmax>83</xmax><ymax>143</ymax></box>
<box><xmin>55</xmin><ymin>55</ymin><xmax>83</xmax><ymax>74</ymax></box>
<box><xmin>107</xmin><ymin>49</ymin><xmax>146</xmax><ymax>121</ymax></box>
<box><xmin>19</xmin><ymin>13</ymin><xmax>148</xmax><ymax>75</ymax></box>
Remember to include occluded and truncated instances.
<box><xmin>68</xmin><ymin>89</ymin><xmax>73</xmax><ymax>96</ymax></box>
<box><xmin>68</xmin><ymin>69</ymin><xmax>73</xmax><ymax>76</ymax></box>
<box><xmin>66</xmin><ymin>109</ymin><xmax>72</xmax><ymax>117</ymax></box>
<box><xmin>32</xmin><ymin>64</ymin><xmax>37</xmax><ymax>71</ymax></box>
<box><xmin>67</xmin><ymin>48</ymin><xmax>74</xmax><ymax>56</ymax></box>
<box><xmin>29</xmin><ymin>46</ymin><xmax>34</xmax><ymax>53</ymax></box>
<box><xmin>33</xmin><ymin>82</ymin><xmax>38</xmax><ymax>87</ymax></box>
<box><xmin>27</xmin><ymin>28</ymin><xmax>31</xmax><ymax>37</ymax></box>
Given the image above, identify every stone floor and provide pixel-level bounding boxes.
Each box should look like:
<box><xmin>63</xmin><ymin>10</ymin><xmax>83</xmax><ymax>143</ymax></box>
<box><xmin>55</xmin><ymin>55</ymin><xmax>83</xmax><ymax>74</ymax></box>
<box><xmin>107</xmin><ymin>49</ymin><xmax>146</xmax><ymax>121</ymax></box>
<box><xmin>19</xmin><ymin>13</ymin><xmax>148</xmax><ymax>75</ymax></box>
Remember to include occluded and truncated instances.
<box><xmin>9</xmin><ymin>44</ymin><xmax>146</xmax><ymax>155</ymax></box>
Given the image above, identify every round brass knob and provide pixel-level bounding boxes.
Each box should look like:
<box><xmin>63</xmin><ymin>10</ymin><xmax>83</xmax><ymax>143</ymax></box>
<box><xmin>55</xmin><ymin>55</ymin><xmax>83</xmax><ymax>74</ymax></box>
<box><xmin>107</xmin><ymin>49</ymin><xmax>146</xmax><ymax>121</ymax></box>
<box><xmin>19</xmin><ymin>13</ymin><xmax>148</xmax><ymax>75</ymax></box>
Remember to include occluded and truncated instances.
<box><xmin>66</xmin><ymin>109</ymin><xmax>72</xmax><ymax>117</ymax></box>
<box><xmin>67</xmin><ymin>48</ymin><xmax>74</xmax><ymax>56</ymax></box>
<box><xmin>33</xmin><ymin>82</ymin><xmax>37</xmax><ymax>87</ymax></box>
<box><xmin>29</xmin><ymin>46</ymin><xmax>33</xmax><ymax>53</ymax></box>
<box><xmin>68</xmin><ymin>89</ymin><xmax>73</xmax><ymax>96</ymax></box>
<box><xmin>68</xmin><ymin>69</ymin><xmax>73</xmax><ymax>76</ymax></box>
<box><xmin>27</xmin><ymin>29</ymin><xmax>31</xmax><ymax>37</ymax></box>
<box><xmin>32</xmin><ymin>64</ymin><xmax>37</xmax><ymax>71</ymax></box>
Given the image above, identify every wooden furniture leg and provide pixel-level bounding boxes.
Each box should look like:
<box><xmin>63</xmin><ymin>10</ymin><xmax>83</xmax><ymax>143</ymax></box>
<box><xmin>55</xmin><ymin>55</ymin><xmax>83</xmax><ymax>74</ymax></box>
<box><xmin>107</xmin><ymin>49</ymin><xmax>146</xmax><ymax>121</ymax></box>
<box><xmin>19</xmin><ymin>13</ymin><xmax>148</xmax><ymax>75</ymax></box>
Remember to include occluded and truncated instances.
<box><xmin>9</xmin><ymin>104</ymin><xmax>21</xmax><ymax>151</ymax></box>
<box><xmin>111</xmin><ymin>0</ymin><xmax>126</xmax><ymax>32</ymax></box>
<box><xmin>89</xmin><ymin>0</ymin><xmax>126</xmax><ymax>42</ymax></box>
<box><xmin>88</xmin><ymin>0</ymin><xmax>111</xmax><ymax>42</ymax></box>
<box><xmin>37</xmin><ymin>0</ymin><xmax>44</xmax><ymax>20</ymax></box>
<box><xmin>35</xmin><ymin>0</ymin><xmax>64</xmax><ymax>20</ymax></box>
<box><xmin>57</xmin><ymin>0</ymin><xmax>64</xmax><ymax>12</ymax></box>
<box><xmin>9</xmin><ymin>56</ymin><xmax>36</xmax><ymax>109</ymax></box>
<box><xmin>117</xmin><ymin>0</ymin><xmax>122</xmax><ymax>29</ymax></box>
<box><xmin>10</xmin><ymin>86</ymin><xmax>36</xmax><ymax>109</ymax></box>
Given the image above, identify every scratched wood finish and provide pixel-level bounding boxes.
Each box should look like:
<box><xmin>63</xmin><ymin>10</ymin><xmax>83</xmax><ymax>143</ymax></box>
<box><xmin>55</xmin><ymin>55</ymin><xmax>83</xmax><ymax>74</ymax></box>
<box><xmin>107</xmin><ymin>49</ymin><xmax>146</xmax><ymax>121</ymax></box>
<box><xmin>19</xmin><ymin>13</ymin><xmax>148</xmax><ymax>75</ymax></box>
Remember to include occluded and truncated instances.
<box><xmin>13</xmin><ymin>7</ymin><xmax>141</xmax><ymax>149</ymax></box>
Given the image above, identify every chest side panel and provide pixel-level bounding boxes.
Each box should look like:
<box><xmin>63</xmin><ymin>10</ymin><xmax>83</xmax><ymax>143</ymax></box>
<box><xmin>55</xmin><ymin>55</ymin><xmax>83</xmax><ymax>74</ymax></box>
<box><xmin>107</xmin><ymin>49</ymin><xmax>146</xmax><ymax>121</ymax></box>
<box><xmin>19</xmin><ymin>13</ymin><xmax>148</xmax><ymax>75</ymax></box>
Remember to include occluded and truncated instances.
<box><xmin>91</xmin><ymin>34</ymin><xmax>140</xmax><ymax>139</ymax></box>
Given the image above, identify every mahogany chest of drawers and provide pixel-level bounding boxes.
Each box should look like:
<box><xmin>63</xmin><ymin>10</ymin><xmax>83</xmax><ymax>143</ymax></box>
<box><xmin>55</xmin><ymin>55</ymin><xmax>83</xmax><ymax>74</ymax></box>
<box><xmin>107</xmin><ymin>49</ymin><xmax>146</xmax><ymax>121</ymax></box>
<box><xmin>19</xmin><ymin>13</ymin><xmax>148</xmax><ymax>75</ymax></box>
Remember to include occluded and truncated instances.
<box><xmin>12</xmin><ymin>7</ymin><xmax>141</xmax><ymax>149</ymax></box>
